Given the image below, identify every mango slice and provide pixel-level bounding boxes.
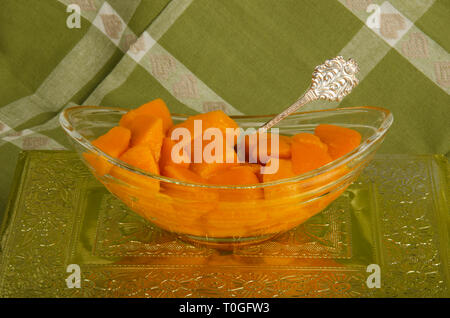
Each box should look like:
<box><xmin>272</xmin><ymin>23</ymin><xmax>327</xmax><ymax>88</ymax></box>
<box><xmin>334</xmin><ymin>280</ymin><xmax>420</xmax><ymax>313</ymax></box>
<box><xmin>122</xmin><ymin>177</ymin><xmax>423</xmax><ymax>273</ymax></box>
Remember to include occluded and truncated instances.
<box><xmin>110</xmin><ymin>145</ymin><xmax>160</xmax><ymax>192</ymax></box>
<box><xmin>128</xmin><ymin>115</ymin><xmax>164</xmax><ymax>162</ymax></box>
<box><xmin>190</xmin><ymin>137</ymin><xmax>239</xmax><ymax>179</ymax></box>
<box><xmin>240</xmin><ymin>163</ymin><xmax>264</xmax><ymax>182</ymax></box>
<box><xmin>161</xmin><ymin>165</ymin><xmax>218</xmax><ymax>201</ymax></box>
<box><xmin>243</xmin><ymin>132</ymin><xmax>292</xmax><ymax>163</ymax></box>
<box><xmin>159</xmin><ymin>137</ymin><xmax>191</xmax><ymax>170</ymax></box>
<box><xmin>207</xmin><ymin>166</ymin><xmax>263</xmax><ymax>201</ymax></box>
<box><xmin>120</xmin><ymin>98</ymin><xmax>173</xmax><ymax>134</ymax></box>
<box><xmin>291</xmin><ymin>133</ymin><xmax>332</xmax><ymax>175</ymax></box>
<box><xmin>162</xmin><ymin>164</ymin><xmax>204</xmax><ymax>183</ymax></box>
<box><xmin>160</xmin><ymin>165</ymin><xmax>219</xmax><ymax>235</ymax></box>
<box><xmin>167</xmin><ymin>110</ymin><xmax>240</xmax><ymax>146</ymax></box>
<box><xmin>263</xmin><ymin>158</ymin><xmax>298</xmax><ymax>200</ymax></box>
<box><xmin>314</xmin><ymin>124</ymin><xmax>362</xmax><ymax>159</ymax></box>
<box><xmin>83</xmin><ymin>126</ymin><xmax>131</xmax><ymax>176</ymax></box>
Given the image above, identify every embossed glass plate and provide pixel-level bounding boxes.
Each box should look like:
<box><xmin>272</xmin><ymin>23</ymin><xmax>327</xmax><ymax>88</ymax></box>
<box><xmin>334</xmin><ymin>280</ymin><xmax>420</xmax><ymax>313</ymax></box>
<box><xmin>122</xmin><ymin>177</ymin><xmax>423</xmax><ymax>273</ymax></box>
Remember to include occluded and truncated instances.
<box><xmin>0</xmin><ymin>151</ymin><xmax>448</xmax><ymax>297</ymax></box>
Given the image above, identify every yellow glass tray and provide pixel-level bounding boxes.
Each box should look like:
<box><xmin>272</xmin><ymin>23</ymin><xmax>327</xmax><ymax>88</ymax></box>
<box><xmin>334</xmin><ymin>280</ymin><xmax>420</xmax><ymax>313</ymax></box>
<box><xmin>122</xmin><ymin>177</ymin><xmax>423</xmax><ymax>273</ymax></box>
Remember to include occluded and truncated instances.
<box><xmin>0</xmin><ymin>151</ymin><xmax>448</xmax><ymax>297</ymax></box>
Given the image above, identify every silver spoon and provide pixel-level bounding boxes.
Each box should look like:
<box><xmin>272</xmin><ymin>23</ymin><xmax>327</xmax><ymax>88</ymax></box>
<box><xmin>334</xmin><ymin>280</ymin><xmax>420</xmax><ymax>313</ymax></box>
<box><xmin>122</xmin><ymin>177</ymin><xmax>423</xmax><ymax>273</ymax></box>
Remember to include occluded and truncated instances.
<box><xmin>259</xmin><ymin>56</ymin><xmax>360</xmax><ymax>133</ymax></box>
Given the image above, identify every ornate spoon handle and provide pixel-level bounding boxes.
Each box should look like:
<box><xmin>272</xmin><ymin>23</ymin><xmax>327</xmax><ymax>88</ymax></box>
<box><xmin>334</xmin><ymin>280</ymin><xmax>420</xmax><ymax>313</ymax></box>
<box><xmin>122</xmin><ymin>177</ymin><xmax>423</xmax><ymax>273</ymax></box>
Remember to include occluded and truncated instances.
<box><xmin>259</xmin><ymin>56</ymin><xmax>360</xmax><ymax>133</ymax></box>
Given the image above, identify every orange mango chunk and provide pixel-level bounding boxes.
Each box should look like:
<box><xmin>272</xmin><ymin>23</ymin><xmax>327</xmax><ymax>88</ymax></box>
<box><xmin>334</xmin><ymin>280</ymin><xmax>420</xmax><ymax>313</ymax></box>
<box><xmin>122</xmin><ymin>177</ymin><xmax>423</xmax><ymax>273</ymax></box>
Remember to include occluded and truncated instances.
<box><xmin>240</xmin><ymin>163</ymin><xmax>264</xmax><ymax>182</ymax></box>
<box><xmin>118</xmin><ymin>145</ymin><xmax>160</xmax><ymax>173</ymax></box>
<box><xmin>291</xmin><ymin>133</ymin><xmax>332</xmax><ymax>175</ymax></box>
<box><xmin>120</xmin><ymin>98</ymin><xmax>173</xmax><ymax>134</ymax></box>
<box><xmin>91</xmin><ymin>126</ymin><xmax>131</xmax><ymax>157</ymax></box>
<box><xmin>190</xmin><ymin>137</ymin><xmax>239</xmax><ymax>179</ymax></box>
<box><xmin>129</xmin><ymin>115</ymin><xmax>164</xmax><ymax>162</ymax></box>
<box><xmin>161</xmin><ymin>165</ymin><xmax>218</xmax><ymax>202</ymax></box>
<box><xmin>314</xmin><ymin>124</ymin><xmax>361</xmax><ymax>160</ymax></box>
<box><xmin>83</xmin><ymin>126</ymin><xmax>131</xmax><ymax>176</ymax></box>
<box><xmin>110</xmin><ymin>146</ymin><xmax>160</xmax><ymax>192</ymax></box>
<box><xmin>159</xmin><ymin>137</ymin><xmax>191</xmax><ymax>171</ymax></box>
<box><xmin>161</xmin><ymin>165</ymin><xmax>219</xmax><ymax>231</ymax></box>
<box><xmin>243</xmin><ymin>132</ymin><xmax>292</xmax><ymax>163</ymax></box>
<box><xmin>207</xmin><ymin>166</ymin><xmax>263</xmax><ymax>201</ymax></box>
<box><xmin>167</xmin><ymin>110</ymin><xmax>240</xmax><ymax>146</ymax></box>
<box><xmin>263</xmin><ymin>158</ymin><xmax>348</xmax><ymax>200</ymax></box>
<box><xmin>278</xmin><ymin>134</ymin><xmax>293</xmax><ymax>157</ymax></box>
<box><xmin>292</xmin><ymin>132</ymin><xmax>328</xmax><ymax>151</ymax></box>
<box><xmin>263</xmin><ymin>158</ymin><xmax>299</xmax><ymax>199</ymax></box>
<box><xmin>162</xmin><ymin>165</ymin><xmax>205</xmax><ymax>184</ymax></box>
<box><xmin>190</xmin><ymin>159</ymin><xmax>238</xmax><ymax>180</ymax></box>
<box><xmin>263</xmin><ymin>158</ymin><xmax>296</xmax><ymax>182</ymax></box>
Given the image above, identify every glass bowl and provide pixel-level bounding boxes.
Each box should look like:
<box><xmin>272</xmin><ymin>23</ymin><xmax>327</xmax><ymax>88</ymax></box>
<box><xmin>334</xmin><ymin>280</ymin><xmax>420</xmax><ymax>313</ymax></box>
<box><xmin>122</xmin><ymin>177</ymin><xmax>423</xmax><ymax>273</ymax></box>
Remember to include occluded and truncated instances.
<box><xmin>59</xmin><ymin>105</ymin><xmax>393</xmax><ymax>247</ymax></box>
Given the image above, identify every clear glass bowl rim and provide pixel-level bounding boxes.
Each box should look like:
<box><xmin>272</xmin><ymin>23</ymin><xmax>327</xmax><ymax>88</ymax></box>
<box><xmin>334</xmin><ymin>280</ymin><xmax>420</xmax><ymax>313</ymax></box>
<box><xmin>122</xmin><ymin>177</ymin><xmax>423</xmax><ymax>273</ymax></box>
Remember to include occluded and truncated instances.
<box><xmin>59</xmin><ymin>105</ymin><xmax>393</xmax><ymax>189</ymax></box>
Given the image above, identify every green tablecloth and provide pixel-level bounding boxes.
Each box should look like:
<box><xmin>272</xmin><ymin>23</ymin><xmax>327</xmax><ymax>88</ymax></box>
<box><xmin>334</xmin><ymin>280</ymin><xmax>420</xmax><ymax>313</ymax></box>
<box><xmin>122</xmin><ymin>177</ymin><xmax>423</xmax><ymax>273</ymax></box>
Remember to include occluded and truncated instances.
<box><xmin>0</xmin><ymin>0</ymin><xmax>449</xmax><ymax>218</ymax></box>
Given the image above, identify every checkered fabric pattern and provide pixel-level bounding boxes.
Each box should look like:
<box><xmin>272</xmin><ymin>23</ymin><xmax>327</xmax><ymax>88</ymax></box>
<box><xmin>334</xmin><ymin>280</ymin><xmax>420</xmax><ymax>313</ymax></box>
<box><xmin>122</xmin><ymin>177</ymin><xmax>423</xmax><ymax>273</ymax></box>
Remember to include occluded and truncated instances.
<box><xmin>0</xmin><ymin>0</ymin><xmax>449</xmax><ymax>216</ymax></box>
